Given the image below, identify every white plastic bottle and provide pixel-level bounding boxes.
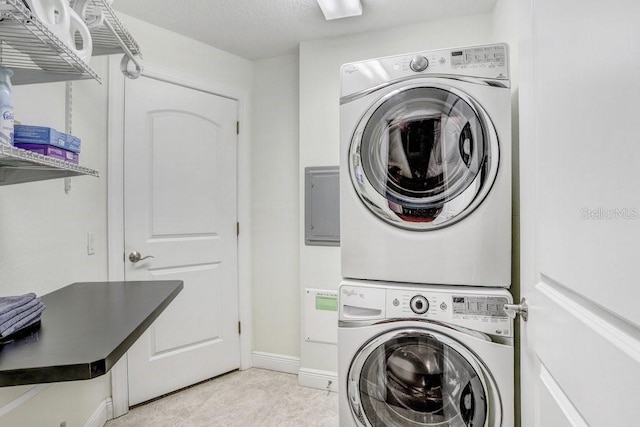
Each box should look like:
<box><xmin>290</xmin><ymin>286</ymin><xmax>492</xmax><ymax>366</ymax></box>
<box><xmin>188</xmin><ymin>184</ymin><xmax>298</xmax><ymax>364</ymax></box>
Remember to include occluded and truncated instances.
<box><xmin>0</xmin><ymin>67</ymin><xmax>14</xmax><ymax>146</ymax></box>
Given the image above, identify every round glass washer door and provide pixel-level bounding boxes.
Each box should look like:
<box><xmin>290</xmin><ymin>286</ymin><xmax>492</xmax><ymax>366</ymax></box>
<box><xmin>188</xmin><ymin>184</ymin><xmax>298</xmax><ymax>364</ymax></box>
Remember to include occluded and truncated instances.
<box><xmin>347</xmin><ymin>329</ymin><xmax>499</xmax><ymax>427</ymax></box>
<box><xmin>349</xmin><ymin>84</ymin><xmax>499</xmax><ymax>230</ymax></box>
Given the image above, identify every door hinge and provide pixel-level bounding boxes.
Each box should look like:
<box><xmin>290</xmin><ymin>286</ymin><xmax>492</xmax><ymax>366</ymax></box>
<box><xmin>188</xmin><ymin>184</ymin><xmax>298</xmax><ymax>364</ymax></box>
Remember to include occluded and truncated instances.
<box><xmin>237</xmin><ymin>222</ymin><xmax>240</xmax><ymax>236</ymax></box>
<box><xmin>238</xmin><ymin>321</ymin><xmax>242</xmax><ymax>334</ymax></box>
<box><xmin>236</xmin><ymin>121</ymin><xmax>239</xmax><ymax>135</ymax></box>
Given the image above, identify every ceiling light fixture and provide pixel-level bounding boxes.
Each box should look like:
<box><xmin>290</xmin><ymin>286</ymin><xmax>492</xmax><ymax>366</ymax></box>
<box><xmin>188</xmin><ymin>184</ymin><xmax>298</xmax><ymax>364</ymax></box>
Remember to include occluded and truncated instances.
<box><xmin>317</xmin><ymin>0</ymin><xmax>363</xmax><ymax>20</ymax></box>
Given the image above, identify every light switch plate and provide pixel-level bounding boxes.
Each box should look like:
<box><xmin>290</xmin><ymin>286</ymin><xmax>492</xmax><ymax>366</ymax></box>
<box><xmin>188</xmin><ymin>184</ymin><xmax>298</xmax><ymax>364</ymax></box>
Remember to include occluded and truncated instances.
<box><xmin>87</xmin><ymin>232</ymin><xmax>96</xmax><ymax>255</ymax></box>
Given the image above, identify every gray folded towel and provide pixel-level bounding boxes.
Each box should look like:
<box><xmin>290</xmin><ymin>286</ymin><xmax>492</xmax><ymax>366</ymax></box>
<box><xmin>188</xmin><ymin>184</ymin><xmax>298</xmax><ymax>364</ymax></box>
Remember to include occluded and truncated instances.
<box><xmin>0</xmin><ymin>297</ymin><xmax>40</xmax><ymax>326</ymax></box>
<box><xmin>0</xmin><ymin>303</ymin><xmax>45</xmax><ymax>338</ymax></box>
<box><xmin>0</xmin><ymin>293</ymin><xmax>37</xmax><ymax>316</ymax></box>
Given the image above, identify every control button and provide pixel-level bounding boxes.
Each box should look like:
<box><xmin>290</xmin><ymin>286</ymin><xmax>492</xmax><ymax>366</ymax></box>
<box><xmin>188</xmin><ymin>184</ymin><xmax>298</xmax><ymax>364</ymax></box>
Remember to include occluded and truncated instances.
<box><xmin>410</xmin><ymin>295</ymin><xmax>429</xmax><ymax>314</ymax></box>
<box><xmin>409</xmin><ymin>55</ymin><xmax>429</xmax><ymax>72</ymax></box>
<box><xmin>392</xmin><ymin>298</ymin><xmax>400</xmax><ymax>307</ymax></box>
<box><xmin>440</xmin><ymin>302</ymin><xmax>447</xmax><ymax>311</ymax></box>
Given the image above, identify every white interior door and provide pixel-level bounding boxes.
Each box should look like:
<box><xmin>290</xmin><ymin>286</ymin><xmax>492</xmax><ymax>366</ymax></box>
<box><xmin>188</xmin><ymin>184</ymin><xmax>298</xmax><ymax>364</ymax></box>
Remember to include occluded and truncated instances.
<box><xmin>123</xmin><ymin>74</ymin><xmax>240</xmax><ymax>405</ymax></box>
<box><xmin>519</xmin><ymin>0</ymin><xmax>640</xmax><ymax>425</ymax></box>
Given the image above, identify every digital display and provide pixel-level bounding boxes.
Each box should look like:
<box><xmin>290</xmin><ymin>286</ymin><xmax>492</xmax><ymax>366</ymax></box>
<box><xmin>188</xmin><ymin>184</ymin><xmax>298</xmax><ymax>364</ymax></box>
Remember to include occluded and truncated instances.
<box><xmin>451</xmin><ymin>51</ymin><xmax>464</xmax><ymax>67</ymax></box>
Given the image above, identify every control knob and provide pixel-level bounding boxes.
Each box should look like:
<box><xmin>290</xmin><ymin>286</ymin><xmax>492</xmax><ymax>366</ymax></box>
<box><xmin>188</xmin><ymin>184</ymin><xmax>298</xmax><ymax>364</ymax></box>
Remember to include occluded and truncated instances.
<box><xmin>410</xmin><ymin>55</ymin><xmax>429</xmax><ymax>72</ymax></box>
<box><xmin>410</xmin><ymin>295</ymin><xmax>429</xmax><ymax>314</ymax></box>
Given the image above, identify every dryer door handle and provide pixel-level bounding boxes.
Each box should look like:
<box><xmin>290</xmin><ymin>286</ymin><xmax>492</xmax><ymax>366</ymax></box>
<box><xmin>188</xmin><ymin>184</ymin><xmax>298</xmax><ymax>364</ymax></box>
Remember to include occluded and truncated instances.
<box><xmin>504</xmin><ymin>298</ymin><xmax>528</xmax><ymax>321</ymax></box>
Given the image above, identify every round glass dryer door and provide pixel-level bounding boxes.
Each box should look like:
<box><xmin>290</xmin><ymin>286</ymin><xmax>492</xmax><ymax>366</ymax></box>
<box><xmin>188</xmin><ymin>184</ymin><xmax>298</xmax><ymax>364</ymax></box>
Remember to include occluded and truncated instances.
<box><xmin>349</xmin><ymin>84</ymin><xmax>499</xmax><ymax>230</ymax></box>
<box><xmin>348</xmin><ymin>330</ymin><xmax>496</xmax><ymax>427</ymax></box>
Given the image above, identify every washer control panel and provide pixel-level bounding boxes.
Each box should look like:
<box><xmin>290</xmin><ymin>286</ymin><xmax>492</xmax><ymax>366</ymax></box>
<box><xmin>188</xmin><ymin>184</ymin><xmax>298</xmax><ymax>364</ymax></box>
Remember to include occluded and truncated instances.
<box><xmin>340</xmin><ymin>282</ymin><xmax>513</xmax><ymax>337</ymax></box>
<box><xmin>383</xmin><ymin>286</ymin><xmax>512</xmax><ymax>337</ymax></box>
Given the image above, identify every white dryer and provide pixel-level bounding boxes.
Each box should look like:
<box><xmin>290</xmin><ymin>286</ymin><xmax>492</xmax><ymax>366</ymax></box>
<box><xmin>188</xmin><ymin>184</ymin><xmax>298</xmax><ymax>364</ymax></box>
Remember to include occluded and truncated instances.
<box><xmin>340</xmin><ymin>44</ymin><xmax>512</xmax><ymax>287</ymax></box>
<box><xmin>338</xmin><ymin>279</ymin><xmax>514</xmax><ymax>427</ymax></box>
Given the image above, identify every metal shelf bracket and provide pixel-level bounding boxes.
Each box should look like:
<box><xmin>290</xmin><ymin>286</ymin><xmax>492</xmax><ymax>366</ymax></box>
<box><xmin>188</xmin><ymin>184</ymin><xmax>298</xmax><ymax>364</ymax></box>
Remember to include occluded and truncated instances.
<box><xmin>75</xmin><ymin>0</ymin><xmax>144</xmax><ymax>79</ymax></box>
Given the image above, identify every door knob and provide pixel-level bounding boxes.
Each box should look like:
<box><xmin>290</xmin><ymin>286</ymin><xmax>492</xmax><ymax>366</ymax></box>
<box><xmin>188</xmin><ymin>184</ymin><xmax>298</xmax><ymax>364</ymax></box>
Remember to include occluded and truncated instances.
<box><xmin>503</xmin><ymin>298</ymin><xmax>528</xmax><ymax>321</ymax></box>
<box><xmin>128</xmin><ymin>251</ymin><xmax>155</xmax><ymax>263</ymax></box>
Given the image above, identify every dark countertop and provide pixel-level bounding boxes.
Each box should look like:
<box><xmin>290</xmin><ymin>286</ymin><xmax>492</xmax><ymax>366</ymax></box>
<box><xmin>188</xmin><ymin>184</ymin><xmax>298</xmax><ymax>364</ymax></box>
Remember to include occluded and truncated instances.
<box><xmin>0</xmin><ymin>280</ymin><xmax>183</xmax><ymax>387</ymax></box>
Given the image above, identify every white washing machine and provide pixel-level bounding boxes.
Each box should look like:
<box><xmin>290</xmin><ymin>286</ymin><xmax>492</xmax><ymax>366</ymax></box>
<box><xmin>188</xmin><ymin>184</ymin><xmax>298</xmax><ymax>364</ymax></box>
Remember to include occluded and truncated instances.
<box><xmin>340</xmin><ymin>44</ymin><xmax>512</xmax><ymax>287</ymax></box>
<box><xmin>338</xmin><ymin>279</ymin><xmax>514</xmax><ymax>426</ymax></box>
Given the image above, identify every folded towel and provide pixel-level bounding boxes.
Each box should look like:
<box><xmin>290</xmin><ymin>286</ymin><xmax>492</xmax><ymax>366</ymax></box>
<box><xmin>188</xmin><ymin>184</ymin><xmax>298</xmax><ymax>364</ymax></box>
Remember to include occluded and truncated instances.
<box><xmin>0</xmin><ymin>293</ymin><xmax>37</xmax><ymax>316</ymax></box>
<box><xmin>0</xmin><ymin>297</ymin><xmax>40</xmax><ymax>326</ymax></box>
<box><xmin>0</xmin><ymin>303</ymin><xmax>45</xmax><ymax>338</ymax></box>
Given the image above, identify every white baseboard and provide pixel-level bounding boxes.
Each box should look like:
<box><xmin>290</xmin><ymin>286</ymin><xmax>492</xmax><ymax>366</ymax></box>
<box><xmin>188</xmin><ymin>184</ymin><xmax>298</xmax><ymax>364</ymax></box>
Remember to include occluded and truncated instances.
<box><xmin>298</xmin><ymin>368</ymin><xmax>338</xmax><ymax>393</ymax></box>
<box><xmin>84</xmin><ymin>398</ymin><xmax>113</xmax><ymax>427</ymax></box>
<box><xmin>251</xmin><ymin>351</ymin><xmax>300</xmax><ymax>375</ymax></box>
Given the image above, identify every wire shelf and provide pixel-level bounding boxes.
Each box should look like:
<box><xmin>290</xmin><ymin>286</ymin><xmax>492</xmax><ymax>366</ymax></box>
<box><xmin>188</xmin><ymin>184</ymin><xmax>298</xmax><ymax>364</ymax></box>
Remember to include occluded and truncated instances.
<box><xmin>0</xmin><ymin>144</ymin><xmax>99</xmax><ymax>185</ymax></box>
<box><xmin>78</xmin><ymin>0</ymin><xmax>142</xmax><ymax>57</ymax></box>
<box><xmin>71</xmin><ymin>0</ymin><xmax>143</xmax><ymax>77</ymax></box>
<box><xmin>0</xmin><ymin>0</ymin><xmax>101</xmax><ymax>84</ymax></box>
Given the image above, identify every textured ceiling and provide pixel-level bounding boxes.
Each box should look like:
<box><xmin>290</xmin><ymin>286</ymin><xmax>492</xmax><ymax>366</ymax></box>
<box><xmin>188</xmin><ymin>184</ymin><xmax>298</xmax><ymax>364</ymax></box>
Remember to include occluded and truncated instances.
<box><xmin>113</xmin><ymin>0</ymin><xmax>497</xmax><ymax>60</ymax></box>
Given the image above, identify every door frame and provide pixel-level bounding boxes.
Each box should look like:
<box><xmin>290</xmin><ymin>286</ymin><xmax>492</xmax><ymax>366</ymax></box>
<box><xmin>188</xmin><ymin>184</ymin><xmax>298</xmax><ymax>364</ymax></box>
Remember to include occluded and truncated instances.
<box><xmin>106</xmin><ymin>57</ymin><xmax>253</xmax><ymax>416</ymax></box>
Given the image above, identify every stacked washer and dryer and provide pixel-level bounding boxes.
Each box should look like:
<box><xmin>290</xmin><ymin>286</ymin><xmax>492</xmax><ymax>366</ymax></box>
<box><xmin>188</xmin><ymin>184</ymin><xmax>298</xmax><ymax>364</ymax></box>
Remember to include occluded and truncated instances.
<box><xmin>338</xmin><ymin>44</ymin><xmax>514</xmax><ymax>426</ymax></box>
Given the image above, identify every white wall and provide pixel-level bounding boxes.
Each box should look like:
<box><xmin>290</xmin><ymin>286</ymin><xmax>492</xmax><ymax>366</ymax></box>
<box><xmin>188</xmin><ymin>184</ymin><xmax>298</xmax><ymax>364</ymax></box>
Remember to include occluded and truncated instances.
<box><xmin>118</xmin><ymin>15</ymin><xmax>252</xmax><ymax>90</ymax></box>
<box><xmin>0</xmin><ymin>59</ymin><xmax>112</xmax><ymax>425</ymax></box>
<box><xmin>1</xmin><ymin>66</ymin><xmax>109</xmax><ymax>308</ymax></box>
<box><xmin>298</xmin><ymin>13</ymin><xmax>499</xmax><ymax>375</ymax></box>
<box><xmin>1</xmin><ymin>14</ymin><xmax>254</xmax><ymax>426</ymax></box>
<box><xmin>250</xmin><ymin>53</ymin><xmax>301</xmax><ymax>360</ymax></box>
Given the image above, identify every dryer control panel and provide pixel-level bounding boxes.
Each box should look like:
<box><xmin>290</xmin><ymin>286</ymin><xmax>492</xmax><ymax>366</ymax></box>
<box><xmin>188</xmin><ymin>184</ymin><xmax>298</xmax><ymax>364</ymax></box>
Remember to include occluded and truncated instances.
<box><xmin>340</xmin><ymin>43</ymin><xmax>510</xmax><ymax>98</ymax></box>
<box><xmin>340</xmin><ymin>281</ymin><xmax>513</xmax><ymax>338</ymax></box>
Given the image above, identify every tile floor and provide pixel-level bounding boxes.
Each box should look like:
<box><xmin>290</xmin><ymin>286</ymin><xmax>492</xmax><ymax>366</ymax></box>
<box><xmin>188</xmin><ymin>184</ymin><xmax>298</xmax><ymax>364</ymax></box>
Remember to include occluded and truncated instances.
<box><xmin>105</xmin><ymin>368</ymin><xmax>338</xmax><ymax>427</ymax></box>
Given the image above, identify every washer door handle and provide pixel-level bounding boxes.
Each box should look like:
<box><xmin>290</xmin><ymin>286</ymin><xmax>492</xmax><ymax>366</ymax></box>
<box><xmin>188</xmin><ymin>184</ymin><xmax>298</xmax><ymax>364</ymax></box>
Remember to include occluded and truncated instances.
<box><xmin>504</xmin><ymin>298</ymin><xmax>528</xmax><ymax>321</ymax></box>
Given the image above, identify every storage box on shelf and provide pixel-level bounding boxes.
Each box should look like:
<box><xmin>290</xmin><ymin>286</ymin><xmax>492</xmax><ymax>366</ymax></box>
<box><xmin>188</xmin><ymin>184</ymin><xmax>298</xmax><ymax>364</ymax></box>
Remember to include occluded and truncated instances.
<box><xmin>14</xmin><ymin>125</ymin><xmax>82</xmax><ymax>152</ymax></box>
<box><xmin>0</xmin><ymin>144</ymin><xmax>97</xmax><ymax>185</ymax></box>
<box><xmin>13</xmin><ymin>144</ymin><xmax>79</xmax><ymax>164</ymax></box>
<box><xmin>13</xmin><ymin>124</ymin><xmax>82</xmax><ymax>165</ymax></box>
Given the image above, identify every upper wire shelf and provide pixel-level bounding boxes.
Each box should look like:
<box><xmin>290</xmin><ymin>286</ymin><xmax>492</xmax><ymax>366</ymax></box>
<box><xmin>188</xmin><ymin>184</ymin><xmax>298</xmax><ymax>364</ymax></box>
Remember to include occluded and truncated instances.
<box><xmin>78</xmin><ymin>0</ymin><xmax>141</xmax><ymax>56</ymax></box>
<box><xmin>72</xmin><ymin>0</ymin><xmax>143</xmax><ymax>78</ymax></box>
<box><xmin>0</xmin><ymin>0</ymin><xmax>143</xmax><ymax>84</ymax></box>
<box><xmin>0</xmin><ymin>0</ymin><xmax>101</xmax><ymax>84</ymax></box>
